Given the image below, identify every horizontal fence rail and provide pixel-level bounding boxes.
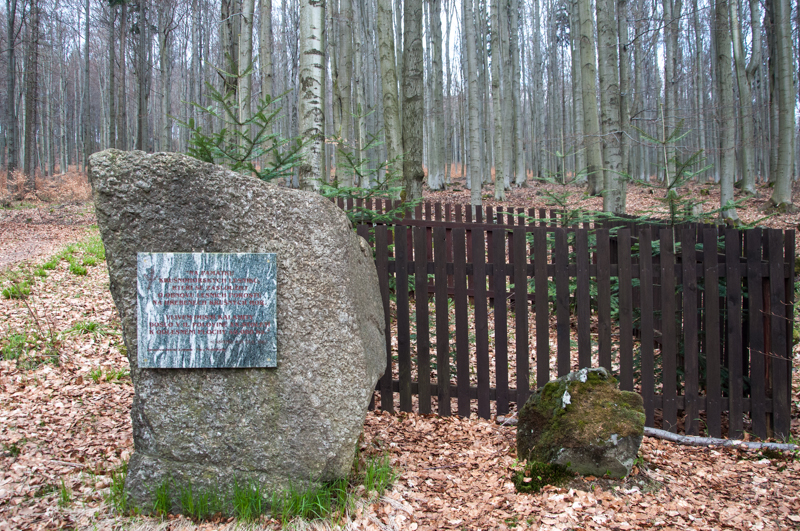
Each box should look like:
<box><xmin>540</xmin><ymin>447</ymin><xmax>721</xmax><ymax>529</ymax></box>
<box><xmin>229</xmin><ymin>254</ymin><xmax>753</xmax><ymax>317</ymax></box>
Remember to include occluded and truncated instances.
<box><xmin>340</xmin><ymin>199</ymin><xmax>795</xmax><ymax>439</ymax></box>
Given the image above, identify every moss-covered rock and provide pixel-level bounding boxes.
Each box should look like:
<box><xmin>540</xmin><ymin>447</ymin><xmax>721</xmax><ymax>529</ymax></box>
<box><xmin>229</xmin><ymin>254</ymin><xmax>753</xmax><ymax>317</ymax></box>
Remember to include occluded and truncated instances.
<box><xmin>516</xmin><ymin>367</ymin><xmax>645</xmax><ymax>478</ymax></box>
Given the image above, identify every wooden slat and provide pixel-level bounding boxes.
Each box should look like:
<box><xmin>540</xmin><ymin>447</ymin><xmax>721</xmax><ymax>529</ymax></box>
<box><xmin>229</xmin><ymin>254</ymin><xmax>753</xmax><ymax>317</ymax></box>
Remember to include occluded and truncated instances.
<box><xmin>473</xmin><ymin>228</ymin><xmax>491</xmax><ymax>419</ymax></box>
<box><xmin>768</xmin><ymin>229</ymin><xmax>790</xmax><ymax>437</ymax></box>
<box><xmin>596</xmin><ymin>229</ymin><xmax>612</xmax><ymax>370</ymax></box>
<box><xmin>576</xmin><ymin>229</ymin><xmax>591</xmax><ymax>368</ymax></box>
<box><xmin>639</xmin><ymin>229</ymin><xmax>655</xmax><ymax>426</ymax></box>
<box><xmin>434</xmin><ymin>202</ymin><xmax>442</xmax><ymax>221</ymax></box>
<box><xmin>555</xmin><ymin>228</ymin><xmax>570</xmax><ymax>376</ymax></box>
<box><xmin>453</xmin><ymin>229</ymin><xmax>471</xmax><ymax>417</ymax></box>
<box><xmin>661</xmin><ymin>229</ymin><xmax>677</xmax><ymax>433</ymax></box>
<box><xmin>746</xmin><ymin>229</ymin><xmax>766</xmax><ymax>438</ymax></box>
<box><xmin>785</xmin><ymin>232</ymin><xmax>795</xmax><ymax>419</ymax></box>
<box><xmin>413</xmin><ymin>226</ymin><xmax>431</xmax><ymax>414</ymax></box>
<box><xmin>704</xmin><ymin>228</ymin><xmax>722</xmax><ymax>437</ymax></box>
<box><xmin>395</xmin><ymin>226</ymin><xmax>412</xmax><ymax>412</ymax></box>
<box><xmin>534</xmin><ymin>227</ymin><xmax>550</xmax><ymax>389</ymax></box>
<box><xmin>618</xmin><ymin>229</ymin><xmax>634</xmax><ymax>391</ymax></box>
<box><xmin>725</xmin><ymin>228</ymin><xmax>743</xmax><ymax>438</ymax></box>
<box><xmin>493</xmin><ymin>228</ymin><xmax>509</xmax><ymax>415</ymax></box>
<box><xmin>682</xmin><ymin>227</ymin><xmax>699</xmax><ymax>435</ymax></box>
<box><xmin>375</xmin><ymin>226</ymin><xmax>394</xmax><ymax>413</ymax></box>
<box><xmin>513</xmin><ymin>227</ymin><xmax>530</xmax><ymax>406</ymax></box>
<box><xmin>434</xmin><ymin>227</ymin><xmax>451</xmax><ymax>415</ymax></box>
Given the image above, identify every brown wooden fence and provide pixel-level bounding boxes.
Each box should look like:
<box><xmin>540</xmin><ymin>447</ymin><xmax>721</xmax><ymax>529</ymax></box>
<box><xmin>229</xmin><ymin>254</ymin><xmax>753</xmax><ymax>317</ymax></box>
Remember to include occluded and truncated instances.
<box><xmin>339</xmin><ymin>199</ymin><xmax>795</xmax><ymax>439</ymax></box>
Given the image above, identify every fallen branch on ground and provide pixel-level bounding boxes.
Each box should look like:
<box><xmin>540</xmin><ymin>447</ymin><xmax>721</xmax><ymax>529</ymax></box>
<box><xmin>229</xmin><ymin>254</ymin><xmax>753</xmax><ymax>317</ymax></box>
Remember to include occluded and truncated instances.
<box><xmin>643</xmin><ymin>427</ymin><xmax>797</xmax><ymax>451</ymax></box>
<box><xmin>495</xmin><ymin>416</ymin><xmax>797</xmax><ymax>451</ymax></box>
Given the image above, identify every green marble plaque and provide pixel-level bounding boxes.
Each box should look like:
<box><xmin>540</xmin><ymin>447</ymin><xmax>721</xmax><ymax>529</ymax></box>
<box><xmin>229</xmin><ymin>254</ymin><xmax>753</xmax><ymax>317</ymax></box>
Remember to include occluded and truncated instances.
<box><xmin>137</xmin><ymin>253</ymin><xmax>277</xmax><ymax>368</ymax></box>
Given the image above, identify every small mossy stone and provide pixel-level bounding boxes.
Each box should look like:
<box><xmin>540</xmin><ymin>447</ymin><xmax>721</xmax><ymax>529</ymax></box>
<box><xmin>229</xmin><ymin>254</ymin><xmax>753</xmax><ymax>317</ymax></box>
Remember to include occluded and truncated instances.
<box><xmin>517</xmin><ymin>367</ymin><xmax>645</xmax><ymax>478</ymax></box>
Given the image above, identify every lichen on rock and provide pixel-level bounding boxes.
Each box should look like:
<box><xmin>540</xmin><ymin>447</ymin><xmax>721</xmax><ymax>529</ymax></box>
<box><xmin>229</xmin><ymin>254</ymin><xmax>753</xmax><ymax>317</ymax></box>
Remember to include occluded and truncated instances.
<box><xmin>516</xmin><ymin>367</ymin><xmax>645</xmax><ymax>478</ymax></box>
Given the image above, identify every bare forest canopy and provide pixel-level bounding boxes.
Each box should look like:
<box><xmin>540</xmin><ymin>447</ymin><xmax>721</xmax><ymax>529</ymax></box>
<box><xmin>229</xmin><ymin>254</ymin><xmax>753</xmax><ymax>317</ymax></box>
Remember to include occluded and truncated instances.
<box><xmin>0</xmin><ymin>0</ymin><xmax>797</xmax><ymax>217</ymax></box>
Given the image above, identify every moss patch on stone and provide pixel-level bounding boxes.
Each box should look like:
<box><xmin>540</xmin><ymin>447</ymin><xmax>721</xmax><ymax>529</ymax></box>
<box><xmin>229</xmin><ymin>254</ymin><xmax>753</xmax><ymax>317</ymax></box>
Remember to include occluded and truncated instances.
<box><xmin>517</xmin><ymin>367</ymin><xmax>645</xmax><ymax>465</ymax></box>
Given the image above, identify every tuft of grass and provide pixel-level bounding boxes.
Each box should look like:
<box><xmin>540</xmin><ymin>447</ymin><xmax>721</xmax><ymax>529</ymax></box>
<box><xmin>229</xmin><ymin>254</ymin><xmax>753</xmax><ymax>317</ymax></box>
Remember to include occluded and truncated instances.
<box><xmin>363</xmin><ymin>453</ymin><xmax>395</xmax><ymax>494</ymax></box>
<box><xmin>107</xmin><ymin>461</ymin><xmax>129</xmax><ymax>514</ymax></box>
<box><xmin>89</xmin><ymin>367</ymin><xmax>103</xmax><ymax>383</ymax></box>
<box><xmin>33</xmin><ymin>268</ymin><xmax>47</xmax><ymax>278</ymax></box>
<box><xmin>41</xmin><ymin>257</ymin><xmax>59</xmax><ymax>270</ymax></box>
<box><xmin>58</xmin><ymin>479</ymin><xmax>72</xmax><ymax>507</ymax></box>
<box><xmin>179</xmin><ymin>484</ymin><xmax>220</xmax><ymax>521</ymax></box>
<box><xmin>2</xmin><ymin>280</ymin><xmax>31</xmax><ymax>299</ymax></box>
<box><xmin>232</xmin><ymin>480</ymin><xmax>265</xmax><ymax>521</ymax></box>
<box><xmin>81</xmin><ymin>235</ymin><xmax>106</xmax><ymax>261</ymax></box>
<box><xmin>67</xmin><ymin>320</ymin><xmax>103</xmax><ymax>335</ymax></box>
<box><xmin>68</xmin><ymin>260</ymin><xmax>87</xmax><ymax>276</ymax></box>
<box><xmin>1</xmin><ymin>333</ymin><xmax>31</xmax><ymax>361</ymax></box>
<box><xmin>512</xmin><ymin>460</ymin><xmax>575</xmax><ymax>493</ymax></box>
<box><xmin>106</xmin><ymin>368</ymin><xmax>130</xmax><ymax>382</ymax></box>
<box><xmin>153</xmin><ymin>478</ymin><xmax>171</xmax><ymax>516</ymax></box>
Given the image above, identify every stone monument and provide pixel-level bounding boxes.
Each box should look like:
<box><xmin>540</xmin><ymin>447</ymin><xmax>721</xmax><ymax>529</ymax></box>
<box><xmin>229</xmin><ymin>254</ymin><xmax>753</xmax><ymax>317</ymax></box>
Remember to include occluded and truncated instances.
<box><xmin>89</xmin><ymin>150</ymin><xmax>386</xmax><ymax>511</ymax></box>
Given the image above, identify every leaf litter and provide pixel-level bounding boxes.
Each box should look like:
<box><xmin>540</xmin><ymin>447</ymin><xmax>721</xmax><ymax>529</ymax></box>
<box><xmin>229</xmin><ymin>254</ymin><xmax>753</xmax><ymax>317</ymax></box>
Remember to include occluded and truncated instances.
<box><xmin>0</xmin><ymin>202</ymin><xmax>799</xmax><ymax>530</ymax></box>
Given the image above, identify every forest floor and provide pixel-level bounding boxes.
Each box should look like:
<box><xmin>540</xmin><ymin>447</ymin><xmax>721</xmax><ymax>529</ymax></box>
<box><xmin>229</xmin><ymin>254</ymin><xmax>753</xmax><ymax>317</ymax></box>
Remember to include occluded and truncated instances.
<box><xmin>1</xmin><ymin>177</ymin><xmax>799</xmax><ymax>530</ymax></box>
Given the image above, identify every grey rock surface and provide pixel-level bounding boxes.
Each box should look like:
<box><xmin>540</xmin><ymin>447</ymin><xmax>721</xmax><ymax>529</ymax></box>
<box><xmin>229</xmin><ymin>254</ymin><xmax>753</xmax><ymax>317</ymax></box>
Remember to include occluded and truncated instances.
<box><xmin>89</xmin><ymin>150</ymin><xmax>386</xmax><ymax>511</ymax></box>
<box><xmin>517</xmin><ymin>367</ymin><xmax>645</xmax><ymax>478</ymax></box>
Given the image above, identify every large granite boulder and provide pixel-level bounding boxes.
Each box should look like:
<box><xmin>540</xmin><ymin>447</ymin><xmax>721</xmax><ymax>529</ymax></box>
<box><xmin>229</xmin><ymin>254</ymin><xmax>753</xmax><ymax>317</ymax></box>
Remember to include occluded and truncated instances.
<box><xmin>89</xmin><ymin>150</ymin><xmax>386</xmax><ymax>511</ymax></box>
<box><xmin>517</xmin><ymin>367</ymin><xmax>645</xmax><ymax>478</ymax></box>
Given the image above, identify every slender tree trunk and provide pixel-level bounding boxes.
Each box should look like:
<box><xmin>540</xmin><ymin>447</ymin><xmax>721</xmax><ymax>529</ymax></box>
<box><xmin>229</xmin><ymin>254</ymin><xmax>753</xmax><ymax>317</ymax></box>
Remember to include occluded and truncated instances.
<box><xmin>500</xmin><ymin>0</ymin><xmax>513</xmax><ymax>189</ymax></box>
<box><xmin>220</xmin><ymin>0</ymin><xmax>240</xmax><ymax>96</ymax></box>
<box><xmin>338</xmin><ymin>0</ymin><xmax>354</xmax><ymax>186</ymax></box>
<box><xmin>159</xmin><ymin>7</ymin><xmax>175</xmax><ymax>152</ymax></box>
<box><xmin>465</xmin><ymin>0</ymin><xmax>482</xmax><ymax>205</ymax></box>
<box><xmin>715</xmin><ymin>0</ymin><xmax>739</xmax><ymax>220</ymax></box>
<box><xmin>298</xmin><ymin>0</ymin><xmax>325</xmax><ymax>190</ymax></box>
<box><xmin>768</xmin><ymin>0</ymin><xmax>795</xmax><ymax>209</ymax></box>
<box><xmin>617</xmin><ymin>0</ymin><xmax>630</xmax><ymax>179</ymax></box>
<box><xmin>490</xmin><ymin>0</ymin><xmax>505</xmax><ymax>199</ymax></box>
<box><xmin>596</xmin><ymin>0</ymin><xmax>624</xmax><ymax>212</ymax></box>
<box><xmin>730</xmin><ymin>0</ymin><xmax>755</xmax><ymax>194</ymax></box>
<box><xmin>108</xmin><ymin>4</ymin><xmax>117</xmax><ymax>149</ymax></box>
<box><xmin>135</xmin><ymin>0</ymin><xmax>149</xmax><ymax>151</ymax></box>
<box><xmin>578</xmin><ymin>0</ymin><xmax>604</xmax><ymax>195</ymax></box>
<box><xmin>259</xmin><ymin>0</ymin><xmax>273</xmax><ymax>99</ymax></box>
<box><xmin>402</xmin><ymin>0</ymin><xmax>424</xmax><ymax>200</ymax></box>
<box><xmin>118</xmin><ymin>1</ymin><xmax>128</xmax><ymax>150</ymax></box>
<box><xmin>239</xmin><ymin>0</ymin><xmax>256</xmax><ymax>147</ymax></box>
<box><xmin>82</xmin><ymin>0</ymin><xmax>90</xmax><ymax>170</ymax></box>
<box><xmin>509</xmin><ymin>0</ymin><xmax>525</xmax><ymax>186</ymax></box>
<box><xmin>378</xmin><ymin>0</ymin><xmax>401</xmax><ymax>179</ymax></box>
<box><xmin>428</xmin><ymin>0</ymin><xmax>446</xmax><ymax>190</ymax></box>
<box><xmin>6</xmin><ymin>0</ymin><xmax>19</xmax><ymax>186</ymax></box>
<box><xmin>23</xmin><ymin>0</ymin><xmax>40</xmax><ymax>190</ymax></box>
<box><xmin>691</xmin><ymin>0</ymin><xmax>707</xmax><ymax>181</ymax></box>
<box><xmin>569</xmin><ymin>0</ymin><xmax>586</xmax><ymax>183</ymax></box>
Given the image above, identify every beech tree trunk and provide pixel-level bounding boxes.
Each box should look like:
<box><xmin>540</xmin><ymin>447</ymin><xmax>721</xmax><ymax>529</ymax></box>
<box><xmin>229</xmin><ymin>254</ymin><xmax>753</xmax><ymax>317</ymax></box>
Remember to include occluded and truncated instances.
<box><xmin>714</xmin><ymin>0</ymin><xmax>739</xmax><ymax>221</ymax></box>
<box><xmin>465</xmin><ymin>0</ymin><xmax>482</xmax><ymax>205</ymax></box>
<box><xmin>578</xmin><ymin>0</ymin><xmax>603</xmax><ymax>195</ymax></box>
<box><xmin>402</xmin><ymin>0</ymin><xmax>425</xmax><ymax>200</ymax></box>
<box><xmin>768</xmin><ymin>0</ymin><xmax>795</xmax><ymax>209</ymax></box>
<box><xmin>490</xmin><ymin>0</ymin><xmax>505</xmax><ymax>200</ymax></box>
<box><xmin>297</xmin><ymin>0</ymin><xmax>325</xmax><ymax>191</ymax></box>
<box><xmin>378</xmin><ymin>0</ymin><xmax>401</xmax><ymax>177</ymax></box>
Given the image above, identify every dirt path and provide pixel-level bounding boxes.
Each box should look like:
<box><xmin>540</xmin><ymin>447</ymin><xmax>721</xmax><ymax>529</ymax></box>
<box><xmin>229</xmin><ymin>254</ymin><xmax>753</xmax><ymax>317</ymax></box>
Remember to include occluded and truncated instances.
<box><xmin>0</xmin><ymin>204</ymin><xmax>96</xmax><ymax>271</ymax></box>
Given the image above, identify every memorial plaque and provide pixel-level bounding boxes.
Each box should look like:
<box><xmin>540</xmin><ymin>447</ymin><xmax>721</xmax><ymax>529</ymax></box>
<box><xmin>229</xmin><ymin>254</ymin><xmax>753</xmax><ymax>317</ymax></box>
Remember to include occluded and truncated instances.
<box><xmin>137</xmin><ymin>252</ymin><xmax>277</xmax><ymax>368</ymax></box>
